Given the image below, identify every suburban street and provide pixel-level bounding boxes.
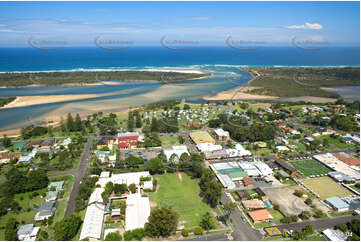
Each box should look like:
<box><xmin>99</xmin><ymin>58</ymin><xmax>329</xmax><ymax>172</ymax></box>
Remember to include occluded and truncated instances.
<box><xmin>64</xmin><ymin>136</ymin><xmax>94</xmax><ymax>216</ymax></box>
<box><xmin>221</xmin><ymin>191</ymin><xmax>263</xmax><ymax>241</ymax></box>
<box><xmin>268</xmin><ymin>215</ymin><xmax>360</xmax><ymax>232</ymax></box>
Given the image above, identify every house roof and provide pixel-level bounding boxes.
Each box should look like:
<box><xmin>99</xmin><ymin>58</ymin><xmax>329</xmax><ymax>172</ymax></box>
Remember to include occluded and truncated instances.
<box><xmin>47</xmin><ymin>181</ymin><xmax>64</xmax><ymax>191</ymax></box>
<box><xmin>17</xmin><ymin>224</ymin><xmax>34</xmax><ymax>236</ymax></box>
<box><xmin>125</xmin><ymin>193</ymin><xmax>151</xmax><ymax>231</ymax></box>
<box><xmin>255</xmin><ymin>187</ymin><xmax>266</xmax><ymax>197</ymax></box>
<box><xmin>248</xmin><ymin>209</ymin><xmax>272</xmax><ymax>222</ymax></box>
<box><xmin>333</xmin><ymin>153</ymin><xmax>360</xmax><ymax>166</ymax></box>
<box><xmin>242</xmin><ymin>199</ymin><xmax>265</xmax><ymax>209</ymax></box>
<box><xmin>46</xmin><ymin>191</ymin><xmax>58</xmax><ymax>201</ymax></box>
<box><xmin>38</xmin><ymin>201</ymin><xmax>55</xmax><ymax>211</ymax></box>
<box><xmin>79</xmin><ymin>204</ymin><xmax>105</xmax><ymax>240</ymax></box>
<box><xmin>236</xmin><ymin>190</ymin><xmax>251</xmax><ymax>199</ymax></box>
<box><xmin>242</xmin><ymin>177</ymin><xmax>254</xmax><ymax>186</ymax></box>
<box><xmin>322</xmin><ymin>229</ymin><xmax>348</xmax><ymax>241</ymax></box>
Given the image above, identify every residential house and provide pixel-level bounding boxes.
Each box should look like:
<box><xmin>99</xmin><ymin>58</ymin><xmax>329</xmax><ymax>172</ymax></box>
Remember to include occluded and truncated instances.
<box><xmin>248</xmin><ymin>209</ymin><xmax>272</xmax><ymax>223</ymax></box>
<box><xmin>242</xmin><ymin>199</ymin><xmax>265</xmax><ymax>210</ymax></box>
<box><xmin>17</xmin><ymin>224</ymin><xmax>40</xmax><ymax>241</ymax></box>
<box><xmin>34</xmin><ymin>201</ymin><xmax>55</xmax><ymax>222</ymax></box>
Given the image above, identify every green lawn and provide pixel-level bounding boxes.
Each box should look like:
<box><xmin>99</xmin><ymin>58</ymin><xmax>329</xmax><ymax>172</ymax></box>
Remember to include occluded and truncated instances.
<box><xmin>160</xmin><ymin>135</ymin><xmax>180</xmax><ymax>148</ymax></box>
<box><xmin>321</xmin><ymin>135</ymin><xmax>355</xmax><ymax>149</ymax></box>
<box><xmin>290</xmin><ymin>159</ymin><xmax>331</xmax><ymax>177</ymax></box>
<box><xmin>0</xmin><ymin>188</ymin><xmax>46</xmax><ymax>239</ymax></box>
<box><xmin>268</xmin><ymin>209</ymin><xmax>284</xmax><ymax>223</ymax></box>
<box><xmin>149</xmin><ymin>173</ymin><xmax>214</xmax><ymax>229</ymax></box>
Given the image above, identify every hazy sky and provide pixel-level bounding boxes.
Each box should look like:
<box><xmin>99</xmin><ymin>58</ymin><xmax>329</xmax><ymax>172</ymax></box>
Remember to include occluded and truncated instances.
<box><xmin>0</xmin><ymin>1</ymin><xmax>359</xmax><ymax>47</ymax></box>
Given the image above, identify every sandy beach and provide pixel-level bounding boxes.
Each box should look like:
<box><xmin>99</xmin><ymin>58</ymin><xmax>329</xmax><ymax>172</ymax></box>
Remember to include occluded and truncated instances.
<box><xmin>203</xmin><ymin>86</ymin><xmax>278</xmax><ymax>100</ymax></box>
<box><xmin>0</xmin><ymin>94</ymin><xmax>99</xmax><ymax>109</ymax></box>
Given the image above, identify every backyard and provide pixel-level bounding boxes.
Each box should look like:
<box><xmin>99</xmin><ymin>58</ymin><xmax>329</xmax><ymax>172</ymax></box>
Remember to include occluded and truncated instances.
<box><xmin>149</xmin><ymin>173</ymin><xmax>215</xmax><ymax>229</ymax></box>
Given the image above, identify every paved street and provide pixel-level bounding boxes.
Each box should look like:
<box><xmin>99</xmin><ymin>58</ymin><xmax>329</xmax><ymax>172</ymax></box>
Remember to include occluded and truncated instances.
<box><xmin>64</xmin><ymin>136</ymin><xmax>94</xmax><ymax>216</ymax></box>
<box><xmin>186</xmin><ymin>233</ymin><xmax>230</xmax><ymax>241</ymax></box>
<box><xmin>268</xmin><ymin>215</ymin><xmax>360</xmax><ymax>232</ymax></box>
<box><xmin>221</xmin><ymin>191</ymin><xmax>263</xmax><ymax>241</ymax></box>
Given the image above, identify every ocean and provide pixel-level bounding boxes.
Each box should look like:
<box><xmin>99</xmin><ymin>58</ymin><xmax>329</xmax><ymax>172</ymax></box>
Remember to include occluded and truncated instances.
<box><xmin>0</xmin><ymin>46</ymin><xmax>359</xmax><ymax>131</ymax></box>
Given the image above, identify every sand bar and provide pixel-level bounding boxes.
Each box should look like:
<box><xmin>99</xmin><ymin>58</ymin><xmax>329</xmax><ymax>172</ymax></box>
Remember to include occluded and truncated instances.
<box><xmin>0</xmin><ymin>94</ymin><xmax>99</xmax><ymax>109</ymax></box>
<box><xmin>204</xmin><ymin>86</ymin><xmax>278</xmax><ymax>100</ymax></box>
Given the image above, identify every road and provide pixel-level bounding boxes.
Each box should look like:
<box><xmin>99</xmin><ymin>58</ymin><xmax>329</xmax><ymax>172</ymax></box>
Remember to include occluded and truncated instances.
<box><xmin>268</xmin><ymin>215</ymin><xmax>360</xmax><ymax>232</ymax></box>
<box><xmin>64</xmin><ymin>136</ymin><xmax>94</xmax><ymax>216</ymax></box>
<box><xmin>221</xmin><ymin>191</ymin><xmax>263</xmax><ymax>241</ymax></box>
<box><xmin>185</xmin><ymin>233</ymin><xmax>230</xmax><ymax>241</ymax></box>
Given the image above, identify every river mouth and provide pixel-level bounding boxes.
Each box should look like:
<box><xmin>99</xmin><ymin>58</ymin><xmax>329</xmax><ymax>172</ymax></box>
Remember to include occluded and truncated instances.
<box><xmin>0</xmin><ymin>65</ymin><xmax>252</xmax><ymax>131</ymax></box>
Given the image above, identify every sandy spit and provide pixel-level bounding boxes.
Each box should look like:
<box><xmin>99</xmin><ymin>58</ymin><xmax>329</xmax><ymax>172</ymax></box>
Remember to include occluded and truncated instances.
<box><xmin>0</xmin><ymin>94</ymin><xmax>99</xmax><ymax>109</ymax></box>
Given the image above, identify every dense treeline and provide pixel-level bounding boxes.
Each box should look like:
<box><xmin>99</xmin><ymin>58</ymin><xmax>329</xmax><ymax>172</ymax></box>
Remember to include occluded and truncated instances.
<box><xmin>244</xmin><ymin>67</ymin><xmax>360</xmax><ymax>98</ymax></box>
<box><xmin>2</xmin><ymin>168</ymin><xmax>49</xmax><ymax>195</ymax></box>
<box><xmin>0</xmin><ymin>71</ymin><xmax>207</xmax><ymax>87</ymax></box>
<box><xmin>209</xmin><ymin>113</ymin><xmax>277</xmax><ymax>142</ymax></box>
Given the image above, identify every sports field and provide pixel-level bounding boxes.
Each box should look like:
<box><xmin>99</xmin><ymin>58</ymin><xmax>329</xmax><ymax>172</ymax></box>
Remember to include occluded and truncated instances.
<box><xmin>149</xmin><ymin>173</ymin><xmax>214</xmax><ymax>228</ymax></box>
<box><xmin>290</xmin><ymin>159</ymin><xmax>331</xmax><ymax>177</ymax></box>
<box><xmin>300</xmin><ymin>176</ymin><xmax>355</xmax><ymax>200</ymax></box>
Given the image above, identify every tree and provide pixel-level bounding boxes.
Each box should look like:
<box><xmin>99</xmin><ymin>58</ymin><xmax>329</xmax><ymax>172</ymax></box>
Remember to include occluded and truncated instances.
<box><xmin>128</xmin><ymin>183</ymin><xmax>137</xmax><ymax>193</ymax></box>
<box><xmin>135</xmin><ymin>112</ymin><xmax>142</xmax><ymax>128</ymax></box>
<box><xmin>128</xmin><ymin>112</ymin><xmax>135</xmax><ymax>131</ymax></box>
<box><xmin>298</xmin><ymin>211</ymin><xmax>311</xmax><ymax>220</ymax></box>
<box><xmin>151</xmin><ymin>117</ymin><xmax>159</xmax><ymax>132</ymax></box>
<box><xmin>145</xmin><ymin>158</ymin><xmax>165</xmax><ymax>175</ymax></box>
<box><xmin>193</xmin><ymin>227</ymin><xmax>204</xmax><ymax>235</ymax></box>
<box><xmin>179</xmin><ymin>152</ymin><xmax>190</xmax><ymax>163</ymax></box>
<box><xmin>293</xmin><ymin>190</ymin><xmax>304</xmax><ymax>197</ymax></box>
<box><xmin>60</xmin><ymin>117</ymin><xmax>66</xmax><ymax>133</ymax></box>
<box><xmin>305</xmin><ymin>198</ymin><xmax>312</xmax><ymax>205</ymax></box>
<box><xmin>2</xmin><ymin>134</ymin><xmax>11</xmax><ymax>148</ymax></box>
<box><xmin>157</xmin><ymin>151</ymin><xmax>167</xmax><ymax>163</ymax></box>
<box><xmin>54</xmin><ymin>214</ymin><xmax>82</xmax><ymax>240</ymax></box>
<box><xmin>183</xmin><ymin>104</ymin><xmax>190</xmax><ymax>110</ymax></box>
<box><xmin>145</xmin><ymin>206</ymin><xmax>178</xmax><ymax>237</ymax></box>
<box><xmin>335</xmin><ymin>224</ymin><xmax>348</xmax><ymax>233</ymax></box>
<box><xmin>181</xmin><ymin>229</ymin><xmax>189</xmax><ymax>237</ymax></box>
<box><xmin>66</xmin><ymin>113</ymin><xmax>75</xmax><ymax>132</ymax></box>
<box><xmin>223</xmin><ymin>202</ymin><xmax>236</xmax><ymax>214</ymax></box>
<box><xmin>75</xmin><ymin>113</ymin><xmax>82</xmax><ymax>131</ymax></box>
<box><xmin>114</xmin><ymin>183</ymin><xmax>127</xmax><ymax>195</ymax></box>
<box><xmin>124</xmin><ymin>228</ymin><xmax>145</xmax><ymax>241</ymax></box>
<box><xmin>4</xmin><ymin>218</ymin><xmax>18</xmax><ymax>241</ymax></box>
<box><xmin>105</xmin><ymin>232</ymin><xmax>121</xmax><ymax>241</ymax></box>
<box><xmin>200</xmin><ymin>212</ymin><xmax>216</xmax><ymax>230</ymax></box>
<box><xmin>303</xmin><ymin>224</ymin><xmax>314</xmax><ymax>236</ymax></box>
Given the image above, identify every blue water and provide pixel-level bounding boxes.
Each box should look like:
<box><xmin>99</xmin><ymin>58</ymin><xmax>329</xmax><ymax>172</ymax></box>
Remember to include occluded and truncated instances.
<box><xmin>0</xmin><ymin>46</ymin><xmax>359</xmax><ymax>72</ymax></box>
<box><xmin>0</xmin><ymin>46</ymin><xmax>359</xmax><ymax>131</ymax></box>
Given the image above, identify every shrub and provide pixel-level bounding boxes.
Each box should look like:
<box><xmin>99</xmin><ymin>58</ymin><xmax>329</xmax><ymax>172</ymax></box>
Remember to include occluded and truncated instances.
<box><xmin>193</xmin><ymin>227</ymin><xmax>204</xmax><ymax>235</ymax></box>
<box><xmin>181</xmin><ymin>229</ymin><xmax>189</xmax><ymax>237</ymax></box>
<box><xmin>294</xmin><ymin>190</ymin><xmax>303</xmax><ymax>197</ymax></box>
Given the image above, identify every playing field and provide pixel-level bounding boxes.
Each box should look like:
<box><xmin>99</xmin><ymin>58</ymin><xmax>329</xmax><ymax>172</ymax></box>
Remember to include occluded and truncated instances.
<box><xmin>290</xmin><ymin>159</ymin><xmax>331</xmax><ymax>177</ymax></box>
<box><xmin>300</xmin><ymin>176</ymin><xmax>355</xmax><ymax>200</ymax></box>
<box><xmin>149</xmin><ymin>173</ymin><xmax>214</xmax><ymax>228</ymax></box>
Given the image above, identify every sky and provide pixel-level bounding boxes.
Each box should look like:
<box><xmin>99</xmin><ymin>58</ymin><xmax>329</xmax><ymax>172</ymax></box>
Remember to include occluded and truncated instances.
<box><xmin>0</xmin><ymin>1</ymin><xmax>359</xmax><ymax>47</ymax></box>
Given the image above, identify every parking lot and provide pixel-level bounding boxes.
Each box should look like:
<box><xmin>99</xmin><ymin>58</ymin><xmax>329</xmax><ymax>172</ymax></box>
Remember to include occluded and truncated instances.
<box><xmin>120</xmin><ymin>149</ymin><xmax>160</xmax><ymax>161</ymax></box>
